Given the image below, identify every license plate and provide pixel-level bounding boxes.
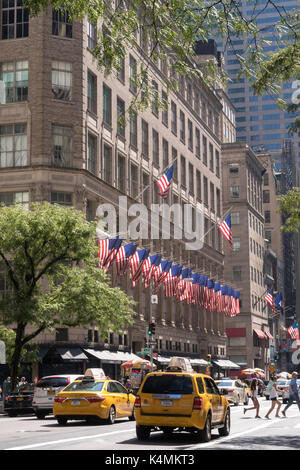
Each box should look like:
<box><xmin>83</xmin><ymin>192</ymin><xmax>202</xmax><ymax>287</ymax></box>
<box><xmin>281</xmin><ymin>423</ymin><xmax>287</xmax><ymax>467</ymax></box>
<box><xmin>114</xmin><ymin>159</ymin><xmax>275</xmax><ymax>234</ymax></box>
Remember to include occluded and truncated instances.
<box><xmin>71</xmin><ymin>400</ymin><xmax>81</xmax><ymax>406</ymax></box>
<box><xmin>161</xmin><ymin>399</ymin><xmax>173</xmax><ymax>407</ymax></box>
<box><xmin>17</xmin><ymin>398</ymin><xmax>23</xmax><ymax>401</ymax></box>
<box><xmin>47</xmin><ymin>391</ymin><xmax>55</xmax><ymax>395</ymax></box>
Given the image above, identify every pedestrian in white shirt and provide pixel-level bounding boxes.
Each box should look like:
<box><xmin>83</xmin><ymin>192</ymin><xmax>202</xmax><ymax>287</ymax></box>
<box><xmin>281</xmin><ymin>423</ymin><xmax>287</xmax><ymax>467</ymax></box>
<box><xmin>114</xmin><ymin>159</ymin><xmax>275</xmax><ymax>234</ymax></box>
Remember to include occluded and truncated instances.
<box><xmin>265</xmin><ymin>375</ymin><xmax>282</xmax><ymax>419</ymax></box>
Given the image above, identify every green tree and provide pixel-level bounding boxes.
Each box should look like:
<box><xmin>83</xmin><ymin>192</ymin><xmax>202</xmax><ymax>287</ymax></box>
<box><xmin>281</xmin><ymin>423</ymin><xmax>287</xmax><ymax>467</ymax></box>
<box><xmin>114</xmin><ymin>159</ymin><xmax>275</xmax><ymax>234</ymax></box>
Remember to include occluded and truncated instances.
<box><xmin>0</xmin><ymin>324</ymin><xmax>38</xmax><ymax>377</ymax></box>
<box><xmin>24</xmin><ymin>0</ymin><xmax>300</xmax><ymax>111</ymax></box>
<box><xmin>0</xmin><ymin>203</ymin><xmax>135</xmax><ymax>390</ymax></box>
<box><xmin>279</xmin><ymin>187</ymin><xmax>300</xmax><ymax>232</ymax></box>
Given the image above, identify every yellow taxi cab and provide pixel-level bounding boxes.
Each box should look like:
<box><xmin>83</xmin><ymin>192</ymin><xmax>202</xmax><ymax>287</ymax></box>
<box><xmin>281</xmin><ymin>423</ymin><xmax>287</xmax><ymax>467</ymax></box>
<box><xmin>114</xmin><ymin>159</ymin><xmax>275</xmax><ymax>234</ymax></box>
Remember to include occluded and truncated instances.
<box><xmin>53</xmin><ymin>369</ymin><xmax>136</xmax><ymax>425</ymax></box>
<box><xmin>134</xmin><ymin>357</ymin><xmax>230</xmax><ymax>442</ymax></box>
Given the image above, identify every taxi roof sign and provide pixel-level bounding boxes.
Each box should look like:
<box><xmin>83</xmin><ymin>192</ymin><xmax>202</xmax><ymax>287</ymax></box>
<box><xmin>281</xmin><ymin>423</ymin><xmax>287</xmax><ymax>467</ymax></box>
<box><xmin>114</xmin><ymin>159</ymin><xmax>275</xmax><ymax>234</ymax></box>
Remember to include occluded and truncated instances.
<box><xmin>83</xmin><ymin>368</ymin><xmax>106</xmax><ymax>381</ymax></box>
<box><xmin>166</xmin><ymin>357</ymin><xmax>193</xmax><ymax>372</ymax></box>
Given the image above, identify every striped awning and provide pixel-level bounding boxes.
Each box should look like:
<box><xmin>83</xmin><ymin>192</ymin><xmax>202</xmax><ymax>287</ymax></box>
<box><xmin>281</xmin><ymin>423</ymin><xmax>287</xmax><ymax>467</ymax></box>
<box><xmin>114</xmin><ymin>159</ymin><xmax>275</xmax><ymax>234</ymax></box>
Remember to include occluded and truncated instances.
<box><xmin>253</xmin><ymin>328</ymin><xmax>267</xmax><ymax>339</ymax></box>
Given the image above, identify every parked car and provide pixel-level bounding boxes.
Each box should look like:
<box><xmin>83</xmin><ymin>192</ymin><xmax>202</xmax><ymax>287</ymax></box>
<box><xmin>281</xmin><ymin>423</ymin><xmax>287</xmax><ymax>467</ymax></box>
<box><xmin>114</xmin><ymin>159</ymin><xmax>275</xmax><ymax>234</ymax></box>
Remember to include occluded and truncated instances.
<box><xmin>215</xmin><ymin>379</ymin><xmax>249</xmax><ymax>406</ymax></box>
<box><xmin>281</xmin><ymin>379</ymin><xmax>300</xmax><ymax>404</ymax></box>
<box><xmin>32</xmin><ymin>374</ymin><xmax>83</xmax><ymax>419</ymax></box>
<box><xmin>134</xmin><ymin>357</ymin><xmax>231</xmax><ymax>442</ymax></box>
<box><xmin>53</xmin><ymin>369</ymin><xmax>136</xmax><ymax>425</ymax></box>
<box><xmin>4</xmin><ymin>383</ymin><xmax>35</xmax><ymax>417</ymax></box>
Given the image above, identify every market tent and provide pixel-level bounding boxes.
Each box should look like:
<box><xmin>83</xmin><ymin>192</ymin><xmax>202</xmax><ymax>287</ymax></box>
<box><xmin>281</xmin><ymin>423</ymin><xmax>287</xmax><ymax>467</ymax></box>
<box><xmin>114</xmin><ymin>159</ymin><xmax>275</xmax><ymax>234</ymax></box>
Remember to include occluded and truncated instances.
<box><xmin>213</xmin><ymin>359</ymin><xmax>240</xmax><ymax>370</ymax></box>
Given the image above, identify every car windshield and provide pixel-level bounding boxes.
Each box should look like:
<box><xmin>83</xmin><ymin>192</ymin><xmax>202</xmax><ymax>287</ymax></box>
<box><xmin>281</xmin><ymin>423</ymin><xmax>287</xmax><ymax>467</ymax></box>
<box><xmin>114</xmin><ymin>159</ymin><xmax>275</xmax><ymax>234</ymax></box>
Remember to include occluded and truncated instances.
<box><xmin>216</xmin><ymin>381</ymin><xmax>234</xmax><ymax>387</ymax></box>
<box><xmin>141</xmin><ymin>375</ymin><xmax>193</xmax><ymax>394</ymax></box>
<box><xmin>62</xmin><ymin>380</ymin><xmax>105</xmax><ymax>392</ymax></box>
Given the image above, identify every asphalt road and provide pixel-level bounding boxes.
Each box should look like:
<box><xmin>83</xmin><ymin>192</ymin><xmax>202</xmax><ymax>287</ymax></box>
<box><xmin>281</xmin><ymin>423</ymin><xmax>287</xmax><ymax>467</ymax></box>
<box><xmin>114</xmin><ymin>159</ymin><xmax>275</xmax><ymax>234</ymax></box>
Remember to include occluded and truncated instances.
<box><xmin>1</xmin><ymin>398</ymin><xmax>300</xmax><ymax>452</ymax></box>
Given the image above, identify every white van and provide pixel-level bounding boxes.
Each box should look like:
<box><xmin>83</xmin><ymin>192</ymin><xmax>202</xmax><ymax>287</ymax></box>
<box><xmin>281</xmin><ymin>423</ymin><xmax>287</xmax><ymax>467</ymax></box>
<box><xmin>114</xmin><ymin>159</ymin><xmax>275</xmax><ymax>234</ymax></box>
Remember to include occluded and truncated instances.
<box><xmin>32</xmin><ymin>375</ymin><xmax>83</xmax><ymax>419</ymax></box>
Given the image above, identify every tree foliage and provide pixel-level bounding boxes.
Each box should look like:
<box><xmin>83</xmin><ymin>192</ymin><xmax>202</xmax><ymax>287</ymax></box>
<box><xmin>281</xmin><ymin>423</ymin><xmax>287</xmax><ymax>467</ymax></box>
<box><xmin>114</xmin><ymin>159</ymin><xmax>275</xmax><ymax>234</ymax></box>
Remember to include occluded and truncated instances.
<box><xmin>24</xmin><ymin>0</ymin><xmax>300</xmax><ymax>111</ymax></box>
<box><xmin>0</xmin><ymin>203</ymin><xmax>135</xmax><ymax>389</ymax></box>
<box><xmin>279</xmin><ymin>187</ymin><xmax>300</xmax><ymax>233</ymax></box>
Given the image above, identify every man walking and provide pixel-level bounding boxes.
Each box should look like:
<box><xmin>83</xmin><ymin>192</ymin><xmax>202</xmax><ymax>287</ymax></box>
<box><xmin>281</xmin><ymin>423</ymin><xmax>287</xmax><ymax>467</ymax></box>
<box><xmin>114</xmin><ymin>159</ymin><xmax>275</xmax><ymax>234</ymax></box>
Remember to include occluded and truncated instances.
<box><xmin>282</xmin><ymin>372</ymin><xmax>300</xmax><ymax>417</ymax></box>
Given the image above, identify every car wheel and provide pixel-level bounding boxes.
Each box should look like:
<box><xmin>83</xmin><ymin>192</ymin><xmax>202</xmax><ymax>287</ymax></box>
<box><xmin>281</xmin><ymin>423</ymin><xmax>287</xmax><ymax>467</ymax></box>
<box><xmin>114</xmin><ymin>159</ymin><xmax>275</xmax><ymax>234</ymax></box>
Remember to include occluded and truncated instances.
<box><xmin>36</xmin><ymin>411</ymin><xmax>47</xmax><ymax>419</ymax></box>
<box><xmin>198</xmin><ymin>413</ymin><xmax>212</xmax><ymax>442</ymax></box>
<box><xmin>219</xmin><ymin>410</ymin><xmax>230</xmax><ymax>437</ymax></box>
<box><xmin>57</xmin><ymin>416</ymin><xmax>68</xmax><ymax>425</ymax></box>
<box><xmin>107</xmin><ymin>406</ymin><xmax>116</xmax><ymax>425</ymax></box>
<box><xmin>136</xmin><ymin>425</ymin><xmax>151</xmax><ymax>441</ymax></box>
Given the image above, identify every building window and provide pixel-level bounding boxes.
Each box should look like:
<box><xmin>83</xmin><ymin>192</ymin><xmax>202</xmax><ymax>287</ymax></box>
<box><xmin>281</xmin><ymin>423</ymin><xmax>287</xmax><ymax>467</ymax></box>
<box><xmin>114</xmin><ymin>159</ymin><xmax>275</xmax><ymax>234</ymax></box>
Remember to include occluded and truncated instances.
<box><xmin>0</xmin><ymin>60</ymin><xmax>28</xmax><ymax>103</ymax></box>
<box><xmin>129</xmin><ymin>55</ymin><xmax>137</xmax><ymax>93</ymax></box>
<box><xmin>103</xmin><ymin>145</ymin><xmax>112</xmax><ymax>184</ymax></box>
<box><xmin>162</xmin><ymin>138</ymin><xmax>168</xmax><ymax>168</ymax></box>
<box><xmin>56</xmin><ymin>328</ymin><xmax>68</xmax><ymax>341</ymax></box>
<box><xmin>52</xmin><ymin>61</ymin><xmax>72</xmax><ymax>101</ymax></box>
<box><xmin>1</xmin><ymin>0</ymin><xmax>29</xmax><ymax>40</ymax></box>
<box><xmin>229</xmin><ymin>163</ymin><xmax>239</xmax><ymax>174</ymax></box>
<box><xmin>142</xmin><ymin>172</ymin><xmax>149</xmax><ymax>207</ymax></box>
<box><xmin>51</xmin><ymin>191</ymin><xmax>72</xmax><ymax>206</ymax></box>
<box><xmin>117</xmin><ymin>57</ymin><xmax>125</xmax><ymax>83</ymax></box>
<box><xmin>202</xmin><ymin>135</ymin><xmax>207</xmax><ymax>165</ymax></box>
<box><xmin>52</xmin><ymin>9</ymin><xmax>72</xmax><ymax>38</ymax></box>
<box><xmin>179</xmin><ymin>111</ymin><xmax>185</xmax><ymax>143</ymax></box>
<box><xmin>263</xmin><ymin>190</ymin><xmax>270</xmax><ymax>203</ymax></box>
<box><xmin>0</xmin><ymin>123</ymin><xmax>27</xmax><ymax>167</ymax></box>
<box><xmin>172</xmin><ymin>147</ymin><xmax>178</xmax><ymax>182</ymax></box>
<box><xmin>209</xmin><ymin>143</ymin><xmax>214</xmax><ymax>172</ymax></box>
<box><xmin>232</xmin><ymin>266</ymin><xmax>242</xmax><ymax>281</ymax></box>
<box><xmin>130</xmin><ymin>163</ymin><xmax>138</xmax><ymax>198</ymax></box>
<box><xmin>117</xmin><ymin>97</ymin><xmax>125</xmax><ymax>137</ymax></box>
<box><xmin>0</xmin><ymin>191</ymin><xmax>29</xmax><ymax>208</ymax></box>
<box><xmin>232</xmin><ymin>237</ymin><xmax>240</xmax><ymax>251</ymax></box>
<box><xmin>87</xmin><ymin>71</ymin><xmax>97</xmax><ymax>114</ymax></box>
<box><xmin>189</xmin><ymin>163</ymin><xmax>194</xmax><ymax>196</ymax></box>
<box><xmin>263</xmin><ymin>173</ymin><xmax>269</xmax><ymax>186</ymax></box>
<box><xmin>141</xmin><ymin>119</ymin><xmax>149</xmax><ymax>157</ymax></box>
<box><xmin>129</xmin><ymin>112</ymin><xmax>137</xmax><ymax>148</ymax></box>
<box><xmin>87</xmin><ymin>133</ymin><xmax>96</xmax><ymax>174</ymax></box>
<box><xmin>162</xmin><ymin>90</ymin><xmax>168</xmax><ymax>126</ymax></box>
<box><xmin>230</xmin><ymin>186</ymin><xmax>240</xmax><ymax>198</ymax></box>
<box><xmin>151</xmin><ymin>80</ymin><xmax>159</xmax><ymax>116</ymax></box>
<box><xmin>265</xmin><ymin>210</ymin><xmax>271</xmax><ymax>223</ymax></box>
<box><xmin>231</xmin><ymin>212</ymin><xmax>240</xmax><ymax>224</ymax></box>
<box><xmin>203</xmin><ymin>176</ymin><xmax>208</xmax><ymax>206</ymax></box>
<box><xmin>171</xmin><ymin>101</ymin><xmax>177</xmax><ymax>135</ymax></box>
<box><xmin>51</xmin><ymin>124</ymin><xmax>72</xmax><ymax>167</ymax></box>
<box><xmin>216</xmin><ymin>150</ymin><xmax>220</xmax><ymax>177</ymax></box>
<box><xmin>216</xmin><ymin>188</ymin><xmax>221</xmax><ymax>216</ymax></box>
<box><xmin>102</xmin><ymin>84</ymin><xmax>112</xmax><ymax>126</ymax></box>
<box><xmin>118</xmin><ymin>154</ymin><xmax>126</xmax><ymax>193</ymax></box>
<box><xmin>87</xmin><ymin>20</ymin><xmax>96</xmax><ymax>49</ymax></box>
<box><xmin>265</xmin><ymin>230</ymin><xmax>272</xmax><ymax>242</ymax></box>
<box><xmin>196</xmin><ymin>169</ymin><xmax>201</xmax><ymax>201</ymax></box>
<box><xmin>195</xmin><ymin>128</ymin><xmax>200</xmax><ymax>159</ymax></box>
<box><xmin>188</xmin><ymin>120</ymin><xmax>193</xmax><ymax>151</ymax></box>
<box><xmin>152</xmin><ymin>129</ymin><xmax>159</xmax><ymax>168</ymax></box>
<box><xmin>180</xmin><ymin>155</ymin><xmax>186</xmax><ymax>189</ymax></box>
<box><xmin>210</xmin><ymin>182</ymin><xmax>215</xmax><ymax>212</ymax></box>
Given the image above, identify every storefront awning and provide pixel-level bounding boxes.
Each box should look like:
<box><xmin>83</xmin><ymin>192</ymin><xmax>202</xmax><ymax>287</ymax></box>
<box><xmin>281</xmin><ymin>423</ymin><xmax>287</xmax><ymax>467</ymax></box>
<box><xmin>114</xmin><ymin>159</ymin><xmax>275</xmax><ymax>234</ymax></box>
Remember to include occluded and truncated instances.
<box><xmin>265</xmin><ymin>331</ymin><xmax>274</xmax><ymax>340</ymax></box>
<box><xmin>253</xmin><ymin>328</ymin><xmax>267</xmax><ymax>339</ymax></box>
<box><xmin>56</xmin><ymin>348</ymin><xmax>88</xmax><ymax>361</ymax></box>
<box><xmin>156</xmin><ymin>356</ymin><xmax>171</xmax><ymax>364</ymax></box>
<box><xmin>213</xmin><ymin>359</ymin><xmax>241</xmax><ymax>370</ymax></box>
<box><xmin>190</xmin><ymin>358</ymin><xmax>209</xmax><ymax>366</ymax></box>
<box><xmin>84</xmin><ymin>349</ymin><xmax>141</xmax><ymax>364</ymax></box>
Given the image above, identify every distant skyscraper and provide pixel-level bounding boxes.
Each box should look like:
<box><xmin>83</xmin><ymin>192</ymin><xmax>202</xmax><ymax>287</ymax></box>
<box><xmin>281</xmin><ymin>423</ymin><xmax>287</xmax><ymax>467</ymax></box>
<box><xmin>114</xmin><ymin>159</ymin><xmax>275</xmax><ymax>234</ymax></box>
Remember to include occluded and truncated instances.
<box><xmin>216</xmin><ymin>0</ymin><xmax>299</xmax><ymax>169</ymax></box>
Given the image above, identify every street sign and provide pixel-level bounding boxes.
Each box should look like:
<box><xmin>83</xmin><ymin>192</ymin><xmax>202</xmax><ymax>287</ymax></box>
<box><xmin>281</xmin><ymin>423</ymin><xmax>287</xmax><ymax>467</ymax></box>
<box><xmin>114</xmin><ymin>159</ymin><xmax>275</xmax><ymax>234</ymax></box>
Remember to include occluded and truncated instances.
<box><xmin>143</xmin><ymin>348</ymin><xmax>151</xmax><ymax>355</ymax></box>
<box><xmin>151</xmin><ymin>295</ymin><xmax>158</xmax><ymax>304</ymax></box>
<box><xmin>136</xmin><ymin>351</ymin><xmax>145</xmax><ymax>357</ymax></box>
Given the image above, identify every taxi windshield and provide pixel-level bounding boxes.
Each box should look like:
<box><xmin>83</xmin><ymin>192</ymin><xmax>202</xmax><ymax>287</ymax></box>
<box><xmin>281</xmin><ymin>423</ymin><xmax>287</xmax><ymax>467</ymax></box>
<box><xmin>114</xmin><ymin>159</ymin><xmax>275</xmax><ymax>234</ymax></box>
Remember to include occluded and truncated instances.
<box><xmin>62</xmin><ymin>380</ymin><xmax>105</xmax><ymax>392</ymax></box>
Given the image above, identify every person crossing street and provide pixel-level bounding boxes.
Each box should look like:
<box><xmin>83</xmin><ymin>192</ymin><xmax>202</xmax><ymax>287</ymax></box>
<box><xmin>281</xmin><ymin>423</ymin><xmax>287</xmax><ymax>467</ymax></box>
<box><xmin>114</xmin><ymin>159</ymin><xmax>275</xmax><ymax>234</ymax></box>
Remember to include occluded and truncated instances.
<box><xmin>265</xmin><ymin>375</ymin><xmax>282</xmax><ymax>419</ymax></box>
<box><xmin>282</xmin><ymin>372</ymin><xmax>300</xmax><ymax>417</ymax></box>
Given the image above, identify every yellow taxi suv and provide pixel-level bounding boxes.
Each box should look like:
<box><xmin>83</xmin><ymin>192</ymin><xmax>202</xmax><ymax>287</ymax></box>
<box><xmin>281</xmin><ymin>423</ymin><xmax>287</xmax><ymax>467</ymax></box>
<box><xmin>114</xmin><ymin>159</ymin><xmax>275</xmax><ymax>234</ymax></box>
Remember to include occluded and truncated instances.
<box><xmin>134</xmin><ymin>357</ymin><xmax>231</xmax><ymax>442</ymax></box>
<box><xmin>53</xmin><ymin>369</ymin><xmax>136</xmax><ymax>425</ymax></box>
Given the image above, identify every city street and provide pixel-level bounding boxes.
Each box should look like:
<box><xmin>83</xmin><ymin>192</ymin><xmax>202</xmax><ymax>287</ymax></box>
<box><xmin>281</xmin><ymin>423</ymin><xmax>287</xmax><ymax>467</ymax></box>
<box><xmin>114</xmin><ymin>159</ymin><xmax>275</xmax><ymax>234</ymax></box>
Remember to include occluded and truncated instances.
<box><xmin>1</xmin><ymin>398</ymin><xmax>300</xmax><ymax>451</ymax></box>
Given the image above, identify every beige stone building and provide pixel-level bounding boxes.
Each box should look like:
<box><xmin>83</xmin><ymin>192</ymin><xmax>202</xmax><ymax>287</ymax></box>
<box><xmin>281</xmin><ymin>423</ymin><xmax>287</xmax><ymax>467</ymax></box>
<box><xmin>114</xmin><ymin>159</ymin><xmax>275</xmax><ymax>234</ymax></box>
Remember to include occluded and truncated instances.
<box><xmin>221</xmin><ymin>143</ymin><xmax>274</xmax><ymax>370</ymax></box>
<box><xmin>0</xmin><ymin>5</ymin><xmax>233</xmax><ymax>377</ymax></box>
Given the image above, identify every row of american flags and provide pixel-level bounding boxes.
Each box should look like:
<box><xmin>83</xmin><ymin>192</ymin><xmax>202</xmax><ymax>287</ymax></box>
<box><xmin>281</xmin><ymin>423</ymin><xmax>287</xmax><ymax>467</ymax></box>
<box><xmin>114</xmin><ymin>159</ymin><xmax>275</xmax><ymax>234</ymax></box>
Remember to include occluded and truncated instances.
<box><xmin>98</xmin><ymin>237</ymin><xmax>240</xmax><ymax>317</ymax></box>
<box><xmin>264</xmin><ymin>290</ymin><xmax>299</xmax><ymax>340</ymax></box>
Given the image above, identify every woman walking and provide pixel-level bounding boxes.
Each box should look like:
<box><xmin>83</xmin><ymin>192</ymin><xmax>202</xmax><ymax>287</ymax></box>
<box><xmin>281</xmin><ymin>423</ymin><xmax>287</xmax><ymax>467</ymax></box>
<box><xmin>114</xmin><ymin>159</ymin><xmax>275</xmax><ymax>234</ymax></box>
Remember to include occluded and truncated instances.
<box><xmin>265</xmin><ymin>375</ymin><xmax>282</xmax><ymax>419</ymax></box>
<box><xmin>244</xmin><ymin>378</ymin><xmax>261</xmax><ymax>418</ymax></box>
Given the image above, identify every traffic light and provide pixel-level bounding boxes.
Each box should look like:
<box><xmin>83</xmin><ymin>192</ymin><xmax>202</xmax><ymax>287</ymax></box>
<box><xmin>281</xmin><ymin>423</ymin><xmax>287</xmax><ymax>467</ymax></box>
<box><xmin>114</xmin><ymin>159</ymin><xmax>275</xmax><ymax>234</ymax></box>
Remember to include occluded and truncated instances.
<box><xmin>274</xmin><ymin>354</ymin><xmax>278</xmax><ymax>363</ymax></box>
<box><xmin>207</xmin><ymin>354</ymin><xmax>211</xmax><ymax>365</ymax></box>
<box><xmin>148</xmin><ymin>322</ymin><xmax>156</xmax><ymax>335</ymax></box>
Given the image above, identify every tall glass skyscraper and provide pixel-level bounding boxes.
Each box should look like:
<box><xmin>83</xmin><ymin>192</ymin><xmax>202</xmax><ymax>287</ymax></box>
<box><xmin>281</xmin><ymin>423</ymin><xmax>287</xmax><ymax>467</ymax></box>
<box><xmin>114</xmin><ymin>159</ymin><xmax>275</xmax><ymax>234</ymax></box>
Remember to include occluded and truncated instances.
<box><xmin>216</xmin><ymin>0</ymin><xmax>299</xmax><ymax>170</ymax></box>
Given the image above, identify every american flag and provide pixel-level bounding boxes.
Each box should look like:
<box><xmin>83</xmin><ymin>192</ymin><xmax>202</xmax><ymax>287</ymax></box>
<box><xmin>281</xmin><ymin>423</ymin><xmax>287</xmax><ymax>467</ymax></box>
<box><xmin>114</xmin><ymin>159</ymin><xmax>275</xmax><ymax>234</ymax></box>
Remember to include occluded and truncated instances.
<box><xmin>288</xmin><ymin>323</ymin><xmax>300</xmax><ymax>340</ymax></box>
<box><xmin>207</xmin><ymin>279</ymin><xmax>215</xmax><ymax>312</ymax></box>
<box><xmin>98</xmin><ymin>237</ymin><xmax>122</xmax><ymax>270</ymax></box>
<box><xmin>152</xmin><ymin>260</ymin><xmax>172</xmax><ymax>293</ymax></box>
<box><xmin>265</xmin><ymin>289</ymin><xmax>275</xmax><ymax>314</ymax></box>
<box><xmin>175</xmin><ymin>268</ymin><xmax>192</xmax><ymax>300</ymax></box>
<box><xmin>219</xmin><ymin>214</ymin><xmax>232</xmax><ymax>250</ymax></box>
<box><xmin>164</xmin><ymin>265</ymin><xmax>182</xmax><ymax>297</ymax></box>
<box><xmin>221</xmin><ymin>285</ymin><xmax>228</xmax><ymax>314</ymax></box>
<box><xmin>232</xmin><ymin>290</ymin><xmax>240</xmax><ymax>316</ymax></box>
<box><xmin>214</xmin><ymin>282</ymin><xmax>222</xmax><ymax>313</ymax></box>
<box><xmin>157</xmin><ymin>165</ymin><xmax>174</xmax><ymax>199</ymax></box>
<box><xmin>116</xmin><ymin>243</ymin><xmax>137</xmax><ymax>275</ymax></box>
<box><xmin>142</xmin><ymin>254</ymin><xmax>161</xmax><ymax>288</ymax></box>
<box><xmin>130</xmin><ymin>248</ymin><xmax>149</xmax><ymax>286</ymax></box>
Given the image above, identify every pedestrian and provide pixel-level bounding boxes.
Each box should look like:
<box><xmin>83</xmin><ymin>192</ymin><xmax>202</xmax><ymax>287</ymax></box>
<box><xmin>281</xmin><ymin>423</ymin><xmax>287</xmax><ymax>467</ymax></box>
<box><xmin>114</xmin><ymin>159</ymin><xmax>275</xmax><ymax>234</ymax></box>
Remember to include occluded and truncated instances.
<box><xmin>265</xmin><ymin>375</ymin><xmax>282</xmax><ymax>419</ymax></box>
<box><xmin>2</xmin><ymin>376</ymin><xmax>11</xmax><ymax>405</ymax></box>
<box><xmin>282</xmin><ymin>372</ymin><xmax>300</xmax><ymax>417</ymax></box>
<box><xmin>125</xmin><ymin>378</ymin><xmax>132</xmax><ymax>390</ymax></box>
<box><xmin>18</xmin><ymin>377</ymin><xmax>27</xmax><ymax>388</ymax></box>
<box><xmin>243</xmin><ymin>378</ymin><xmax>261</xmax><ymax>418</ymax></box>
